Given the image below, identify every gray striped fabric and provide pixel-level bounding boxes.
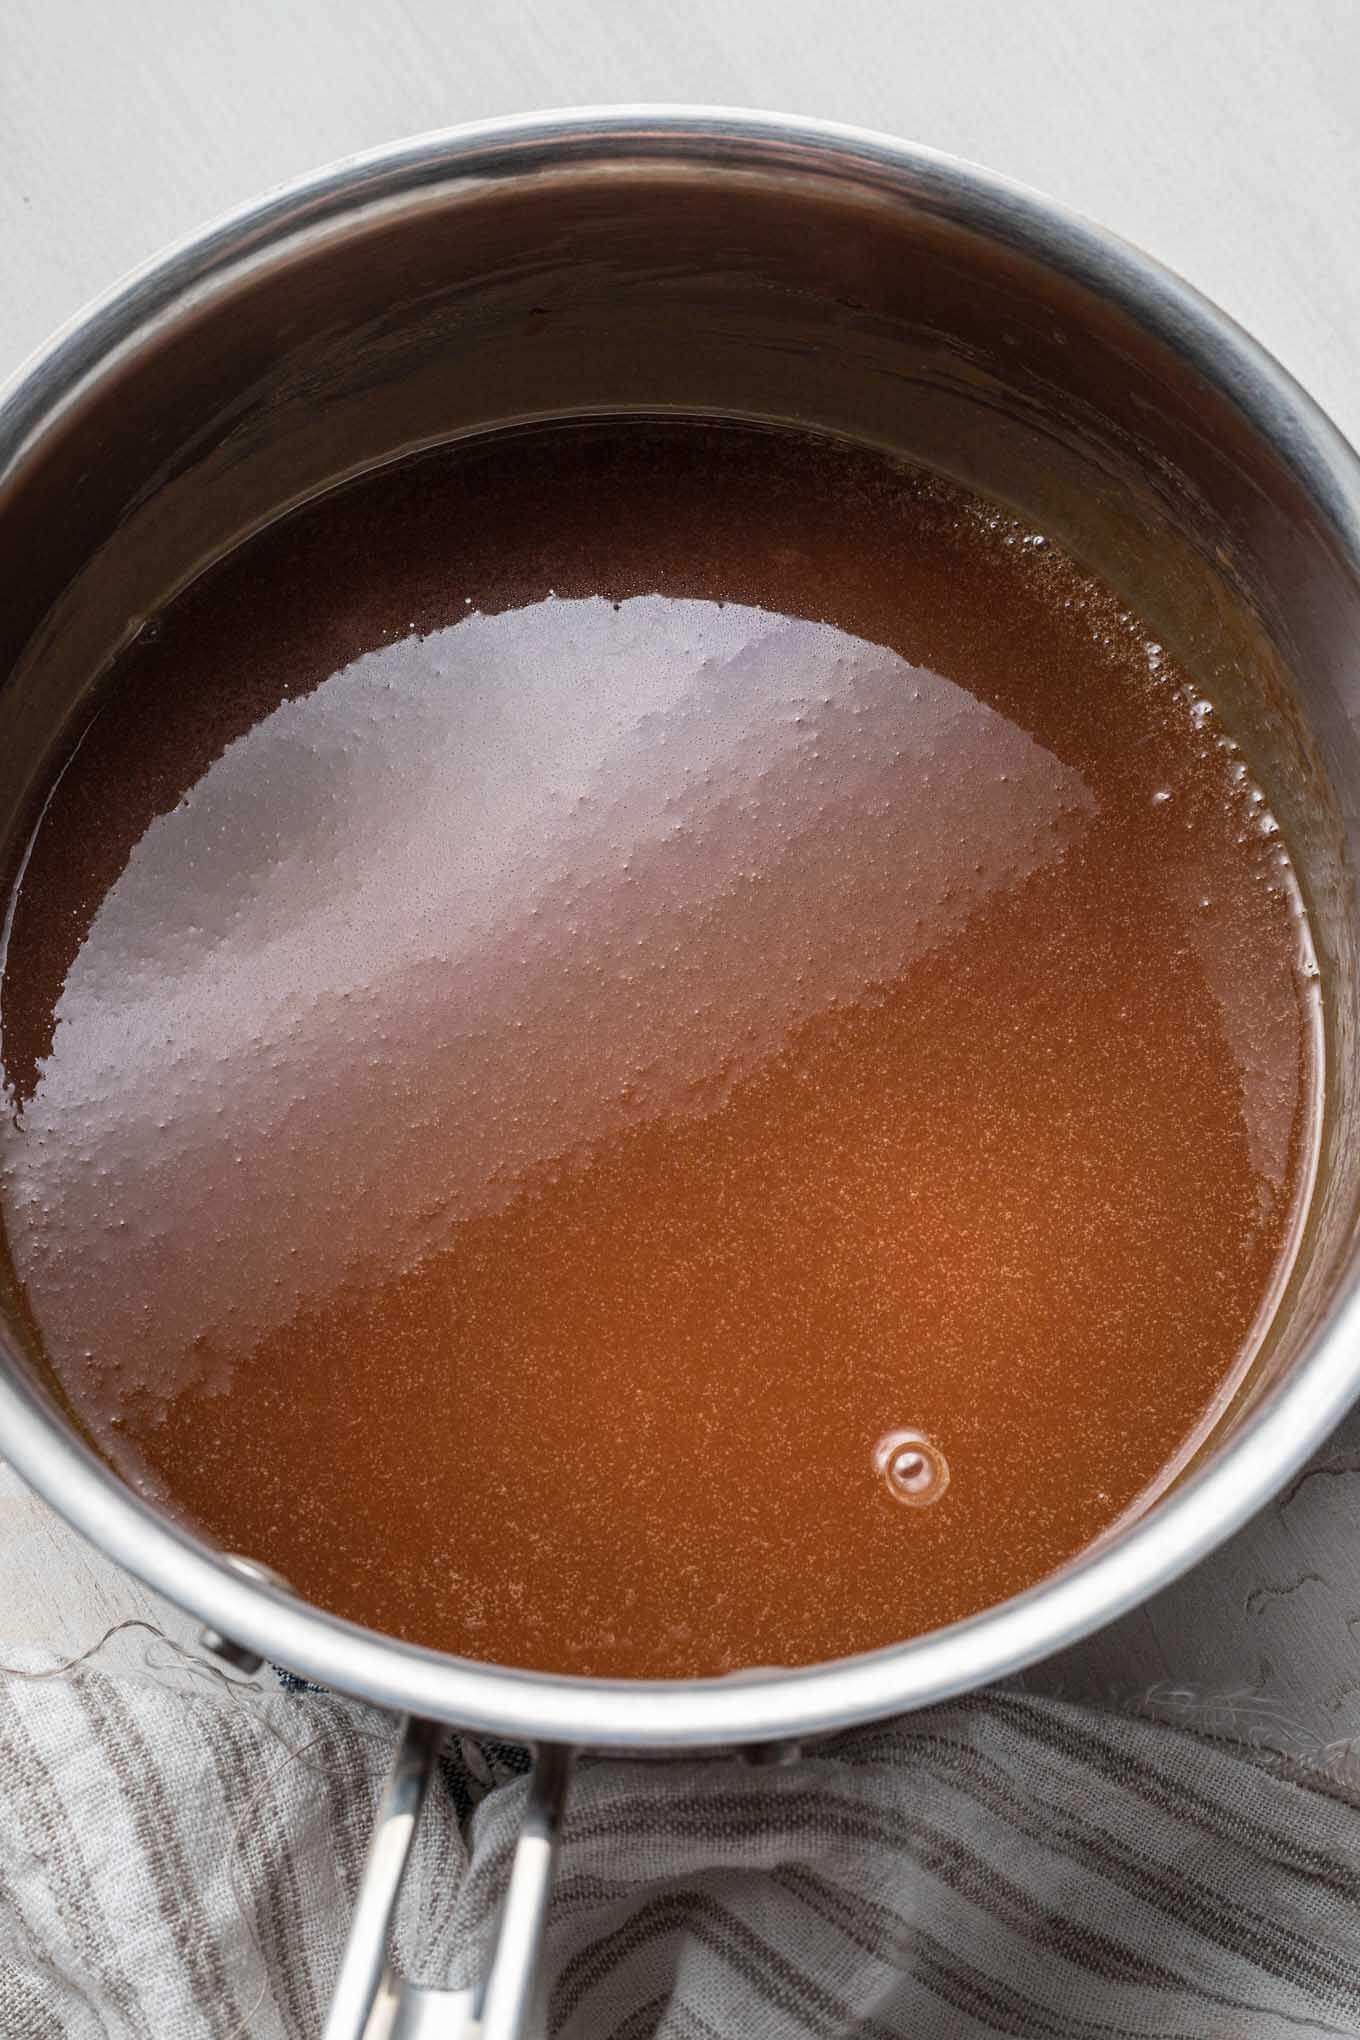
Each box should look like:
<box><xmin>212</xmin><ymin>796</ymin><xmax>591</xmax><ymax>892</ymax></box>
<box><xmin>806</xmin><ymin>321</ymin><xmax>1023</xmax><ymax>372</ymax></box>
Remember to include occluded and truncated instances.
<box><xmin>3</xmin><ymin>1633</ymin><xmax>1359</xmax><ymax>2038</ymax></box>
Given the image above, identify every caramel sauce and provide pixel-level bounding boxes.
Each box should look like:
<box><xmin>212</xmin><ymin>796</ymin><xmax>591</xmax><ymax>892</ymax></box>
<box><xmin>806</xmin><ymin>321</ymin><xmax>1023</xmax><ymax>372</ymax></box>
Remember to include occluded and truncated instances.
<box><xmin>0</xmin><ymin>421</ymin><xmax>1319</xmax><ymax>1677</ymax></box>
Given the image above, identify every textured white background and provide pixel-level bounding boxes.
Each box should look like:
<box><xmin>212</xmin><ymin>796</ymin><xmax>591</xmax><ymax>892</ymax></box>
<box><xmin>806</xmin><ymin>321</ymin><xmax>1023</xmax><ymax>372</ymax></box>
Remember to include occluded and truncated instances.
<box><xmin>3</xmin><ymin>0</ymin><xmax>1360</xmax><ymax>1758</ymax></box>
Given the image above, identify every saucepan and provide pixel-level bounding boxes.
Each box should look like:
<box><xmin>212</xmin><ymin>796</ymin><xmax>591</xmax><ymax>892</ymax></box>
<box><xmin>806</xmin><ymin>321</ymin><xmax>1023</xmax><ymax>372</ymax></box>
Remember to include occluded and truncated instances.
<box><xmin>2</xmin><ymin>109</ymin><xmax>1360</xmax><ymax>2039</ymax></box>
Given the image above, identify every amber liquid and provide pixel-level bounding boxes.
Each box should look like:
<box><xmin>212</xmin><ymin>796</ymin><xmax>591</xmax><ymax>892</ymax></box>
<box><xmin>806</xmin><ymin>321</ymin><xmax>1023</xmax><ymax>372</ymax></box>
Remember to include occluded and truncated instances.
<box><xmin>0</xmin><ymin>421</ymin><xmax>1319</xmax><ymax>1678</ymax></box>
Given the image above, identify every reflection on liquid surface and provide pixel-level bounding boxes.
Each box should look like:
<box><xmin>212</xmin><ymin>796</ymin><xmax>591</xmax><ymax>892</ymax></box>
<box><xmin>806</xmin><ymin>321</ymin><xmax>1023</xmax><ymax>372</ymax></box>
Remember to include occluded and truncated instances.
<box><xmin>0</xmin><ymin>422</ymin><xmax>1320</xmax><ymax>1676</ymax></box>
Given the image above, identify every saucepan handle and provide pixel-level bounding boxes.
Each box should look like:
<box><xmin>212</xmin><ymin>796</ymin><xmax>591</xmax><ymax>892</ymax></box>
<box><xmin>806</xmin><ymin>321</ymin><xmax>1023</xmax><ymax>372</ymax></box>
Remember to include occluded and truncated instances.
<box><xmin>322</xmin><ymin>1715</ymin><xmax>574</xmax><ymax>2040</ymax></box>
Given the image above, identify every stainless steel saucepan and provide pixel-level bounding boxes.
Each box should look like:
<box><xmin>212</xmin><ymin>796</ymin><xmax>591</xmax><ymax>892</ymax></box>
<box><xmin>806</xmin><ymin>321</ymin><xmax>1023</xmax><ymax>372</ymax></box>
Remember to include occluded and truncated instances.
<box><xmin>3</xmin><ymin>110</ymin><xmax>1360</xmax><ymax>2039</ymax></box>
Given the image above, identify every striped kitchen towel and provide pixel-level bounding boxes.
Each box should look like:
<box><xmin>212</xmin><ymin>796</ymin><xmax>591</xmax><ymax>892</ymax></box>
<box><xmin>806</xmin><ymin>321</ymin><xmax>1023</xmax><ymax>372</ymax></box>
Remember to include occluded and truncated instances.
<box><xmin>2</xmin><ymin>1628</ymin><xmax>1359</xmax><ymax>2038</ymax></box>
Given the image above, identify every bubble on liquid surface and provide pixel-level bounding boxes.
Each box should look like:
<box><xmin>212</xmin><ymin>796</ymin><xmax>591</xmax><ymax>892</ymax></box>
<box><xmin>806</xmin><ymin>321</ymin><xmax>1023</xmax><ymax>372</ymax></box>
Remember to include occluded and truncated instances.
<box><xmin>875</xmin><ymin>1428</ymin><xmax>950</xmax><ymax>1507</ymax></box>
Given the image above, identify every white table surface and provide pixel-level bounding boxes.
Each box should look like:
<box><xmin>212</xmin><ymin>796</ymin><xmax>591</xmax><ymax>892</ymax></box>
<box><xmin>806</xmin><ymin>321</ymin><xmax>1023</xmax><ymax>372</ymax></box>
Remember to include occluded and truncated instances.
<box><xmin>4</xmin><ymin>0</ymin><xmax>1360</xmax><ymax>1762</ymax></box>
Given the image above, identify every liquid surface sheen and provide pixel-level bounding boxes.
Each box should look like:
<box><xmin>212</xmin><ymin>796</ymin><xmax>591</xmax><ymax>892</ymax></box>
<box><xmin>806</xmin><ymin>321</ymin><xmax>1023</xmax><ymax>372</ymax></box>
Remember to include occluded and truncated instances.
<box><xmin>0</xmin><ymin>422</ymin><xmax>1319</xmax><ymax>1678</ymax></box>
